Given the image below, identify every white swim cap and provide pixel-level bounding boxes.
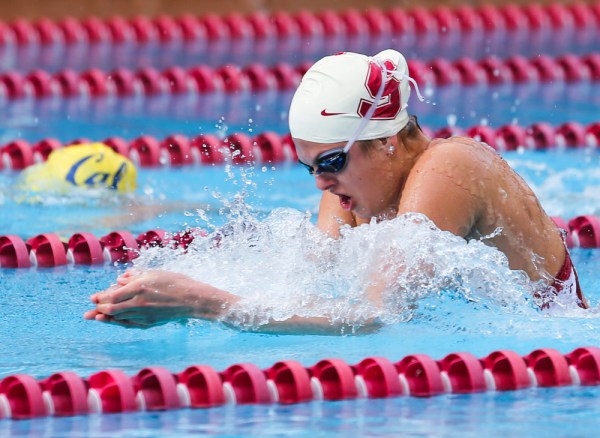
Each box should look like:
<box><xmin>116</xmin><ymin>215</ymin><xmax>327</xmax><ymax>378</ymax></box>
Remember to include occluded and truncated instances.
<box><xmin>289</xmin><ymin>49</ymin><xmax>412</xmax><ymax>143</ymax></box>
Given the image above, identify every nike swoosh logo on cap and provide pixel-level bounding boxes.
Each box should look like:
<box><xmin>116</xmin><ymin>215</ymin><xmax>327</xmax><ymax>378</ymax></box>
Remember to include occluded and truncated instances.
<box><xmin>320</xmin><ymin>109</ymin><xmax>349</xmax><ymax>116</ymax></box>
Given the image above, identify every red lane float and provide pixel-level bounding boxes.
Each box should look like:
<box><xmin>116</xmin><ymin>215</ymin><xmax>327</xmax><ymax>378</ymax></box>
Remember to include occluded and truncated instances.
<box><xmin>1</xmin><ymin>120</ymin><xmax>599</xmax><ymax>172</ymax></box>
<box><xmin>525</xmin><ymin>348</ymin><xmax>572</xmax><ymax>387</ymax></box>
<box><xmin>0</xmin><ymin>235</ymin><xmax>31</xmax><ymax>268</ymax></box>
<box><xmin>354</xmin><ymin>357</ymin><xmax>403</xmax><ymax>398</ymax></box>
<box><xmin>481</xmin><ymin>350</ymin><xmax>530</xmax><ymax>391</ymax></box>
<box><xmin>438</xmin><ymin>352</ymin><xmax>486</xmax><ymax>393</ymax></box>
<box><xmin>99</xmin><ymin>231</ymin><xmax>140</xmax><ymax>263</ymax></box>
<box><xmin>87</xmin><ymin>370</ymin><xmax>137</xmax><ymax>414</ymax></box>
<box><xmin>395</xmin><ymin>354</ymin><xmax>445</xmax><ymax>397</ymax></box>
<box><xmin>27</xmin><ymin>233</ymin><xmax>68</xmax><ymax>267</ymax></box>
<box><xmin>134</xmin><ymin>367</ymin><xmax>180</xmax><ymax>411</ymax></box>
<box><xmin>191</xmin><ymin>134</ymin><xmax>226</xmax><ymax>165</ymax></box>
<box><xmin>0</xmin><ymin>3</ymin><xmax>597</xmax><ymax>51</ymax></box>
<box><xmin>177</xmin><ymin>365</ymin><xmax>226</xmax><ymax>408</ymax></box>
<box><xmin>0</xmin><ymin>375</ymin><xmax>47</xmax><ymax>419</ymax></box>
<box><xmin>266</xmin><ymin>360</ymin><xmax>313</xmax><ymax>404</ymax></box>
<box><xmin>0</xmin><ymin>51</ymin><xmax>598</xmax><ymax>104</ymax></box>
<box><xmin>137</xmin><ymin>229</ymin><xmax>167</xmax><ymax>248</ymax></box>
<box><xmin>67</xmin><ymin>232</ymin><xmax>105</xmax><ymax>265</ymax></box>
<box><xmin>221</xmin><ymin>363</ymin><xmax>271</xmax><ymax>404</ymax></box>
<box><xmin>1</xmin><ymin>214</ymin><xmax>598</xmax><ymax>270</ymax></box>
<box><xmin>310</xmin><ymin>359</ymin><xmax>357</xmax><ymax>401</ymax></box>
<box><xmin>129</xmin><ymin>136</ymin><xmax>162</xmax><ymax>167</ymax></box>
<box><xmin>41</xmin><ymin>372</ymin><xmax>88</xmax><ymax>417</ymax></box>
<box><xmin>1</xmin><ymin>347</ymin><xmax>600</xmax><ymax>420</ymax></box>
<box><xmin>32</xmin><ymin>138</ymin><xmax>62</xmax><ymax>163</ymax></box>
<box><xmin>568</xmin><ymin>215</ymin><xmax>600</xmax><ymax>249</ymax></box>
<box><xmin>161</xmin><ymin>134</ymin><xmax>194</xmax><ymax>166</ymax></box>
<box><xmin>1</xmin><ymin>140</ymin><xmax>34</xmax><ymax>170</ymax></box>
<box><xmin>567</xmin><ymin>347</ymin><xmax>600</xmax><ymax>386</ymax></box>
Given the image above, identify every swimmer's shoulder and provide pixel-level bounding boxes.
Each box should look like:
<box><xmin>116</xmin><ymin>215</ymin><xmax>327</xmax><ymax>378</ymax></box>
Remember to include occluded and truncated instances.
<box><xmin>418</xmin><ymin>136</ymin><xmax>497</xmax><ymax>172</ymax></box>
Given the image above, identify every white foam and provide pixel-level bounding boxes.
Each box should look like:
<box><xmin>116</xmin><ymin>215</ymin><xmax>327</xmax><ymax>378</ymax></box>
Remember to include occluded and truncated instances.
<box><xmin>133</xmin><ymin>207</ymin><xmax>535</xmax><ymax>332</ymax></box>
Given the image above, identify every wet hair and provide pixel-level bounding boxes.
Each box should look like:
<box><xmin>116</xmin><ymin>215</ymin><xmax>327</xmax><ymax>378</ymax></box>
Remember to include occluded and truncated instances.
<box><xmin>402</xmin><ymin>114</ymin><xmax>421</xmax><ymax>137</ymax></box>
<box><xmin>358</xmin><ymin>114</ymin><xmax>421</xmax><ymax>152</ymax></box>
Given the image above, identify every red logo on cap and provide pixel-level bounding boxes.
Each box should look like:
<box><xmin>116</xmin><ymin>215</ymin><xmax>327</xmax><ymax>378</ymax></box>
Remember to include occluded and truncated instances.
<box><xmin>358</xmin><ymin>60</ymin><xmax>401</xmax><ymax>120</ymax></box>
<box><xmin>320</xmin><ymin>109</ymin><xmax>349</xmax><ymax>116</ymax></box>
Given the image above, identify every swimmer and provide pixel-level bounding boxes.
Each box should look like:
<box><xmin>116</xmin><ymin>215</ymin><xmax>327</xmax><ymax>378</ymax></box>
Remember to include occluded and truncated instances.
<box><xmin>85</xmin><ymin>49</ymin><xmax>589</xmax><ymax>333</ymax></box>
<box><xmin>17</xmin><ymin>142</ymin><xmax>137</xmax><ymax>196</ymax></box>
<box><xmin>15</xmin><ymin>142</ymin><xmax>205</xmax><ymax>231</ymax></box>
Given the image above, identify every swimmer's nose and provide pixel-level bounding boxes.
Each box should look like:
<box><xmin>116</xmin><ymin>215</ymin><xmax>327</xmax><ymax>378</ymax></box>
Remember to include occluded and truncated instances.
<box><xmin>315</xmin><ymin>174</ymin><xmax>336</xmax><ymax>191</ymax></box>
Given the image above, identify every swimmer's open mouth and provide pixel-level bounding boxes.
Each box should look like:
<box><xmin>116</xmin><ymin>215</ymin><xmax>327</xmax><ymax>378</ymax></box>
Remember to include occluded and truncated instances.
<box><xmin>338</xmin><ymin>194</ymin><xmax>352</xmax><ymax>210</ymax></box>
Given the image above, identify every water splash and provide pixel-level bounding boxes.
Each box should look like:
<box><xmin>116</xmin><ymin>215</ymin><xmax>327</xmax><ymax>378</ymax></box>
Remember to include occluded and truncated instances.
<box><xmin>133</xmin><ymin>202</ymin><xmax>544</xmax><ymax>333</ymax></box>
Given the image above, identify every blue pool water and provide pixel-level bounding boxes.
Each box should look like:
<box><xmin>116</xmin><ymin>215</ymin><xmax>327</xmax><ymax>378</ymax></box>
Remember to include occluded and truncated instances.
<box><xmin>1</xmin><ymin>146</ymin><xmax>600</xmax><ymax>436</ymax></box>
<box><xmin>0</xmin><ymin>34</ymin><xmax>600</xmax><ymax>438</ymax></box>
<box><xmin>0</xmin><ymin>82</ymin><xmax>598</xmax><ymax>145</ymax></box>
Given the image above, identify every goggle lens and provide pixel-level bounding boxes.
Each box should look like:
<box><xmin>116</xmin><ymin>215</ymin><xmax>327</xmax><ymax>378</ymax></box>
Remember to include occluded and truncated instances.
<box><xmin>299</xmin><ymin>148</ymin><xmax>349</xmax><ymax>176</ymax></box>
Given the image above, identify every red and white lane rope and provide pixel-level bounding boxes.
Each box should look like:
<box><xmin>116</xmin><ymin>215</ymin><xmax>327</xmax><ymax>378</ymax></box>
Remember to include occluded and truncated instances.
<box><xmin>0</xmin><ymin>228</ymin><xmax>202</xmax><ymax>269</ymax></box>
<box><xmin>0</xmin><ymin>52</ymin><xmax>599</xmax><ymax>101</ymax></box>
<box><xmin>1</xmin><ymin>346</ymin><xmax>599</xmax><ymax>420</ymax></box>
<box><xmin>0</xmin><ymin>3</ymin><xmax>597</xmax><ymax>50</ymax></box>
<box><xmin>0</xmin><ymin>215</ymin><xmax>598</xmax><ymax>269</ymax></box>
<box><xmin>0</xmin><ymin>120</ymin><xmax>599</xmax><ymax>172</ymax></box>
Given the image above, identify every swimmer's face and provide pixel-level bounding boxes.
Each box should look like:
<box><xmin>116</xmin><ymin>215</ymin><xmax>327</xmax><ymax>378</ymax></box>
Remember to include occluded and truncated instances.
<box><xmin>295</xmin><ymin>137</ymin><xmax>401</xmax><ymax>218</ymax></box>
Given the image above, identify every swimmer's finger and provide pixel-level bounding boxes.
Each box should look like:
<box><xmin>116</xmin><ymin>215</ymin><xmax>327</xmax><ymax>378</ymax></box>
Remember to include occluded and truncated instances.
<box><xmin>95</xmin><ymin>282</ymin><xmax>142</xmax><ymax>305</ymax></box>
<box><xmin>90</xmin><ymin>284</ymin><xmax>121</xmax><ymax>303</ymax></box>
<box><xmin>95</xmin><ymin>300</ymin><xmax>139</xmax><ymax>316</ymax></box>
<box><xmin>117</xmin><ymin>271</ymin><xmax>138</xmax><ymax>285</ymax></box>
<box><xmin>83</xmin><ymin>309</ymin><xmax>101</xmax><ymax>320</ymax></box>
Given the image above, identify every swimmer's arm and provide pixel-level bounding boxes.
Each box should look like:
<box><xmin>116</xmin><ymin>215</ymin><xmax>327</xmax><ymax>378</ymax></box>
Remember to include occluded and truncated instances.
<box><xmin>316</xmin><ymin>191</ymin><xmax>357</xmax><ymax>238</ymax></box>
<box><xmin>85</xmin><ymin>270</ymin><xmax>381</xmax><ymax>335</ymax></box>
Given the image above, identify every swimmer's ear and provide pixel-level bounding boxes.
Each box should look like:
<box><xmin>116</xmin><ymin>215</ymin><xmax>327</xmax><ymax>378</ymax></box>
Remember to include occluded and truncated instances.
<box><xmin>411</xmin><ymin>114</ymin><xmax>423</xmax><ymax>132</ymax></box>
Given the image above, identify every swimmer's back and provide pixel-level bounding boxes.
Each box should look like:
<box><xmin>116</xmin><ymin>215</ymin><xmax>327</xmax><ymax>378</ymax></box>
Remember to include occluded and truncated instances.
<box><xmin>410</xmin><ymin>136</ymin><xmax>565</xmax><ymax>281</ymax></box>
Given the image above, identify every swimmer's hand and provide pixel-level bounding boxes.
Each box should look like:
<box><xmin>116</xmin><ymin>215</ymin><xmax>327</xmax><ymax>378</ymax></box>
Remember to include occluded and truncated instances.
<box><xmin>83</xmin><ymin>270</ymin><xmax>240</xmax><ymax>328</ymax></box>
<box><xmin>84</xmin><ymin>270</ymin><xmax>383</xmax><ymax>335</ymax></box>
